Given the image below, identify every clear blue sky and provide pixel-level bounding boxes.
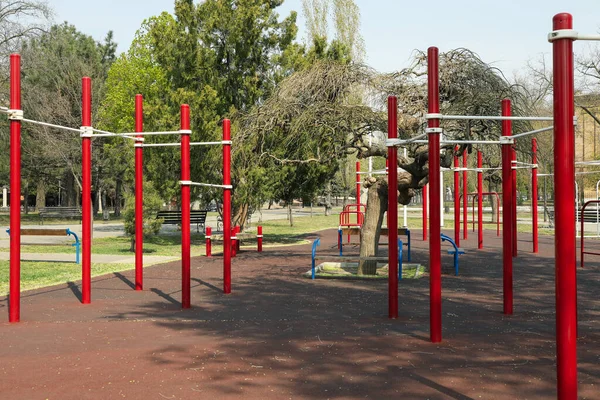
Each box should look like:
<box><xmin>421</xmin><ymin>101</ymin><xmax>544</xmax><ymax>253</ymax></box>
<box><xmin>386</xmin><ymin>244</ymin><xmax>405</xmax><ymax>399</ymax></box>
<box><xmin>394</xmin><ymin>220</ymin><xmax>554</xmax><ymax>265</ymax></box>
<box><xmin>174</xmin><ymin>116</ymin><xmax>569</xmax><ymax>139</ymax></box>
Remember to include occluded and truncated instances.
<box><xmin>51</xmin><ymin>0</ymin><xmax>600</xmax><ymax>76</ymax></box>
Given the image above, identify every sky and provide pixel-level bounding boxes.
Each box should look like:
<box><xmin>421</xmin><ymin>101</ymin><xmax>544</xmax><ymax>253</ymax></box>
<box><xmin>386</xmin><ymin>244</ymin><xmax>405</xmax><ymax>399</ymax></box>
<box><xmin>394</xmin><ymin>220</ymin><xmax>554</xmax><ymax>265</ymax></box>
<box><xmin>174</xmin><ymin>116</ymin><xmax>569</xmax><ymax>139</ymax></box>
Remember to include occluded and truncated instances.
<box><xmin>50</xmin><ymin>0</ymin><xmax>600</xmax><ymax>77</ymax></box>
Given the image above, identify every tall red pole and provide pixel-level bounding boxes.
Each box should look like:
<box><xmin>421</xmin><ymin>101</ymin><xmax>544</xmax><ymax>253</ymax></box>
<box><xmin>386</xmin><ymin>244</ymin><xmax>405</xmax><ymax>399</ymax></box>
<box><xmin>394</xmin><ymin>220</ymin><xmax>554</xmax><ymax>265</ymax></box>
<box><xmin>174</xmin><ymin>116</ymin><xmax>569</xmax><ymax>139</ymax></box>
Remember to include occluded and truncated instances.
<box><xmin>356</xmin><ymin>161</ymin><xmax>361</xmax><ymax>205</ymax></box>
<box><xmin>422</xmin><ymin>184</ymin><xmax>428</xmax><ymax>240</ymax></box>
<box><xmin>463</xmin><ymin>152</ymin><xmax>468</xmax><ymax>240</ymax></box>
<box><xmin>387</xmin><ymin>96</ymin><xmax>399</xmax><ymax>319</ymax></box>
<box><xmin>512</xmin><ymin>147</ymin><xmax>518</xmax><ymax>257</ymax></box>
<box><xmin>9</xmin><ymin>54</ymin><xmax>21</xmax><ymax>322</ymax></box>
<box><xmin>501</xmin><ymin>99</ymin><xmax>513</xmax><ymax>315</ymax></box>
<box><xmin>552</xmin><ymin>12</ymin><xmax>577</xmax><ymax>400</ymax></box>
<box><xmin>477</xmin><ymin>150</ymin><xmax>483</xmax><ymax>249</ymax></box>
<box><xmin>428</xmin><ymin>47</ymin><xmax>442</xmax><ymax>343</ymax></box>
<box><xmin>134</xmin><ymin>95</ymin><xmax>144</xmax><ymax>291</ymax></box>
<box><xmin>81</xmin><ymin>77</ymin><xmax>92</xmax><ymax>305</ymax></box>
<box><xmin>532</xmin><ymin>138</ymin><xmax>539</xmax><ymax>253</ymax></box>
<box><xmin>223</xmin><ymin>119</ymin><xmax>232</xmax><ymax>294</ymax></box>
<box><xmin>180</xmin><ymin>104</ymin><xmax>191</xmax><ymax>309</ymax></box>
<box><xmin>454</xmin><ymin>147</ymin><xmax>460</xmax><ymax>246</ymax></box>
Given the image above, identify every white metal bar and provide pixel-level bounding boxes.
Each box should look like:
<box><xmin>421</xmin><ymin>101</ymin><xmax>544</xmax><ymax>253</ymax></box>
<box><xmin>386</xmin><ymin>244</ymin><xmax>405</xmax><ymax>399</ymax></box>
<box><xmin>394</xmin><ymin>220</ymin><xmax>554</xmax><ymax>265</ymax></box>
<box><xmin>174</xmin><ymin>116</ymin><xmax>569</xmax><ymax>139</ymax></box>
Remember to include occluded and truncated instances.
<box><xmin>21</xmin><ymin>118</ymin><xmax>82</xmax><ymax>134</ymax></box>
<box><xmin>188</xmin><ymin>182</ymin><xmax>233</xmax><ymax>189</ymax></box>
<box><xmin>121</xmin><ymin>131</ymin><xmax>183</xmax><ymax>136</ymax></box>
<box><xmin>140</xmin><ymin>143</ymin><xmax>181</xmax><ymax>148</ymax></box>
<box><xmin>442</xmin><ymin>140</ymin><xmax>503</xmax><ymax>145</ymax></box>
<box><xmin>511</xmin><ymin>126</ymin><xmax>554</xmax><ymax>139</ymax></box>
<box><xmin>427</xmin><ymin>114</ymin><xmax>554</xmax><ymax>122</ymax></box>
<box><xmin>190</xmin><ymin>141</ymin><xmax>225</xmax><ymax>146</ymax></box>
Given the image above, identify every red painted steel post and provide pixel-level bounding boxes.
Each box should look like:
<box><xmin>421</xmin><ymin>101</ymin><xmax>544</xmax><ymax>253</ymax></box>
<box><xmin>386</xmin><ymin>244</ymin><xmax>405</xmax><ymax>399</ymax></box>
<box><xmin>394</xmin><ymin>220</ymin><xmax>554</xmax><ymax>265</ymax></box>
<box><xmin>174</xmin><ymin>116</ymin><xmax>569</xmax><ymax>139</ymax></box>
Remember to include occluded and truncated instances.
<box><xmin>501</xmin><ymin>99</ymin><xmax>513</xmax><ymax>315</ymax></box>
<box><xmin>81</xmin><ymin>77</ymin><xmax>92</xmax><ymax>304</ymax></box>
<box><xmin>477</xmin><ymin>150</ymin><xmax>483</xmax><ymax>249</ymax></box>
<box><xmin>387</xmin><ymin>96</ymin><xmax>399</xmax><ymax>319</ymax></box>
<box><xmin>9</xmin><ymin>54</ymin><xmax>21</xmax><ymax>322</ymax></box>
<box><xmin>180</xmin><ymin>104</ymin><xmax>191</xmax><ymax>309</ymax></box>
<box><xmin>454</xmin><ymin>148</ymin><xmax>460</xmax><ymax>246</ymax></box>
<box><xmin>223</xmin><ymin>119</ymin><xmax>232</xmax><ymax>294</ymax></box>
<box><xmin>205</xmin><ymin>226</ymin><xmax>212</xmax><ymax>257</ymax></box>
<box><xmin>532</xmin><ymin>138</ymin><xmax>539</xmax><ymax>253</ymax></box>
<box><xmin>231</xmin><ymin>226</ymin><xmax>237</xmax><ymax>258</ymax></box>
<box><xmin>512</xmin><ymin>147</ymin><xmax>518</xmax><ymax>257</ymax></box>
<box><xmin>257</xmin><ymin>225</ymin><xmax>263</xmax><ymax>252</ymax></box>
<box><xmin>552</xmin><ymin>13</ymin><xmax>577</xmax><ymax>400</ymax></box>
<box><xmin>422</xmin><ymin>184</ymin><xmax>428</xmax><ymax>240</ymax></box>
<box><xmin>428</xmin><ymin>47</ymin><xmax>442</xmax><ymax>343</ymax></box>
<box><xmin>356</xmin><ymin>161</ymin><xmax>361</xmax><ymax>205</ymax></box>
<box><xmin>462</xmin><ymin>153</ymin><xmax>468</xmax><ymax>240</ymax></box>
<box><xmin>236</xmin><ymin>226</ymin><xmax>241</xmax><ymax>252</ymax></box>
<box><xmin>135</xmin><ymin>95</ymin><xmax>143</xmax><ymax>290</ymax></box>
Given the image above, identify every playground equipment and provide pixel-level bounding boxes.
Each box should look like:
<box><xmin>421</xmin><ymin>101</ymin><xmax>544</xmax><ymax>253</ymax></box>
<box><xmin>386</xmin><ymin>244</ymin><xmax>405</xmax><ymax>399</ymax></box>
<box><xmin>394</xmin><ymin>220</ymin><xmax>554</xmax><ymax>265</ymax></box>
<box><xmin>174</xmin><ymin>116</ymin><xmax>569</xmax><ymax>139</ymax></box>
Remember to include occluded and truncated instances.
<box><xmin>580</xmin><ymin>200</ymin><xmax>600</xmax><ymax>268</ymax></box>
<box><xmin>6</xmin><ymin>54</ymin><xmax>234</xmax><ymax>321</ymax></box>
<box><xmin>441</xmin><ymin>233</ymin><xmax>464</xmax><ymax>276</ymax></box>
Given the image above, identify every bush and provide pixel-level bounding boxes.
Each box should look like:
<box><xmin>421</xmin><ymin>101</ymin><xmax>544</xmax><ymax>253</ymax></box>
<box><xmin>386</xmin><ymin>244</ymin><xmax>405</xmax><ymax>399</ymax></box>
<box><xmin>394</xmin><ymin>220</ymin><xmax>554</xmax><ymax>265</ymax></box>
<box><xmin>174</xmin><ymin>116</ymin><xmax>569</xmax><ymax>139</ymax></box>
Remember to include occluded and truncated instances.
<box><xmin>123</xmin><ymin>181</ymin><xmax>164</xmax><ymax>251</ymax></box>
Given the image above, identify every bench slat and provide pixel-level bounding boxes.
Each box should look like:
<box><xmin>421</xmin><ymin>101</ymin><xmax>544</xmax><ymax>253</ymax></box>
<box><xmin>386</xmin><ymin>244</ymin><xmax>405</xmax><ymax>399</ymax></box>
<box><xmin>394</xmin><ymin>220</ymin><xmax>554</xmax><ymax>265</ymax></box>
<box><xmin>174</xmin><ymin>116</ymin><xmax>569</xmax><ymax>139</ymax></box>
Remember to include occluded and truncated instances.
<box><xmin>21</xmin><ymin>229</ymin><xmax>67</xmax><ymax>236</ymax></box>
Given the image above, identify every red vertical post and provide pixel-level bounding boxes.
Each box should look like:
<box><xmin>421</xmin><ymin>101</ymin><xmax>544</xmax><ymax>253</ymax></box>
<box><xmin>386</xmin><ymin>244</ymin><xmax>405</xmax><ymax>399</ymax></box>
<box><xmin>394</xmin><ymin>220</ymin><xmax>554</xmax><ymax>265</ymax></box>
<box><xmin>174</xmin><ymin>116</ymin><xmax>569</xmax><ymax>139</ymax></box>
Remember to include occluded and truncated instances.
<box><xmin>236</xmin><ymin>226</ymin><xmax>241</xmax><ymax>252</ymax></box>
<box><xmin>512</xmin><ymin>148</ymin><xmax>518</xmax><ymax>257</ymax></box>
<box><xmin>223</xmin><ymin>119</ymin><xmax>232</xmax><ymax>294</ymax></box>
<box><xmin>477</xmin><ymin>150</ymin><xmax>483</xmax><ymax>249</ymax></box>
<box><xmin>428</xmin><ymin>47</ymin><xmax>442</xmax><ymax>343</ymax></box>
<box><xmin>387</xmin><ymin>96</ymin><xmax>399</xmax><ymax>319</ymax></box>
<box><xmin>422</xmin><ymin>184</ymin><xmax>428</xmax><ymax>240</ymax></box>
<box><xmin>356</xmin><ymin>161</ymin><xmax>361</xmax><ymax>205</ymax></box>
<box><xmin>257</xmin><ymin>225</ymin><xmax>263</xmax><ymax>252</ymax></box>
<box><xmin>9</xmin><ymin>54</ymin><xmax>21</xmax><ymax>322</ymax></box>
<box><xmin>205</xmin><ymin>226</ymin><xmax>212</xmax><ymax>257</ymax></box>
<box><xmin>552</xmin><ymin>12</ymin><xmax>577</xmax><ymax>400</ymax></box>
<box><xmin>501</xmin><ymin>99</ymin><xmax>513</xmax><ymax>315</ymax></box>
<box><xmin>532</xmin><ymin>138</ymin><xmax>539</xmax><ymax>253</ymax></box>
<box><xmin>454</xmin><ymin>147</ymin><xmax>460</xmax><ymax>246</ymax></box>
<box><xmin>180</xmin><ymin>104</ymin><xmax>191</xmax><ymax>309</ymax></box>
<box><xmin>81</xmin><ymin>77</ymin><xmax>92</xmax><ymax>305</ymax></box>
<box><xmin>134</xmin><ymin>95</ymin><xmax>143</xmax><ymax>291</ymax></box>
<box><xmin>462</xmin><ymin>152</ymin><xmax>468</xmax><ymax>240</ymax></box>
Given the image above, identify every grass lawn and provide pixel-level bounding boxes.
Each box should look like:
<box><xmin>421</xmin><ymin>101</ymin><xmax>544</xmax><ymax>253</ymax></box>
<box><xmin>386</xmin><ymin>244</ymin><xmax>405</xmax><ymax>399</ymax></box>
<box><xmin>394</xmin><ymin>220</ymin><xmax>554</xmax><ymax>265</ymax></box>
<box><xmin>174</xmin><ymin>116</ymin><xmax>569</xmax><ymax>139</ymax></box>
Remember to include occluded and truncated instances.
<box><xmin>0</xmin><ymin>261</ymin><xmax>133</xmax><ymax>295</ymax></box>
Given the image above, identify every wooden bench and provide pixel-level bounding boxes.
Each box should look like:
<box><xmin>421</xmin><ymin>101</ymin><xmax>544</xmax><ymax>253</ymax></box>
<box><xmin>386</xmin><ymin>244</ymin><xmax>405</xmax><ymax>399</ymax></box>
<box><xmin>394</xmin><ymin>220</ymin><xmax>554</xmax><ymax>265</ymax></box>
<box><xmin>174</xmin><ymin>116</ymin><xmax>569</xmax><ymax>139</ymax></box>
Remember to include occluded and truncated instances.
<box><xmin>156</xmin><ymin>210</ymin><xmax>208</xmax><ymax>232</ymax></box>
<box><xmin>6</xmin><ymin>228</ymin><xmax>80</xmax><ymax>263</ymax></box>
<box><xmin>38</xmin><ymin>207</ymin><xmax>81</xmax><ymax>225</ymax></box>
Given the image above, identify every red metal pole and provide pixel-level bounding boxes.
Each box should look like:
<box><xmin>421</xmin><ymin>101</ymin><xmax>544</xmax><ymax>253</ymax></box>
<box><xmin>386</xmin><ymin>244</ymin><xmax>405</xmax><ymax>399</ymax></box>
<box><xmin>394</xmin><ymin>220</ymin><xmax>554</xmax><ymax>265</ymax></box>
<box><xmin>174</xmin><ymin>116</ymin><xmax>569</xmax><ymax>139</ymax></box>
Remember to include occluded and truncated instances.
<box><xmin>477</xmin><ymin>150</ymin><xmax>483</xmax><ymax>249</ymax></box>
<box><xmin>257</xmin><ymin>225</ymin><xmax>263</xmax><ymax>252</ymax></box>
<box><xmin>454</xmin><ymin>147</ymin><xmax>460</xmax><ymax>246</ymax></box>
<box><xmin>532</xmin><ymin>138</ymin><xmax>539</xmax><ymax>253</ymax></box>
<box><xmin>81</xmin><ymin>77</ymin><xmax>92</xmax><ymax>305</ymax></box>
<box><xmin>462</xmin><ymin>153</ymin><xmax>468</xmax><ymax>240</ymax></box>
<box><xmin>206</xmin><ymin>226</ymin><xmax>212</xmax><ymax>257</ymax></box>
<box><xmin>501</xmin><ymin>99</ymin><xmax>513</xmax><ymax>315</ymax></box>
<box><xmin>9</xmin><ymin>54</ymin><xmax>21</xmax><ymax>322</ymax></box>
<box><xmin>356</xmin><ymin>161</ymin><xmax>361</xmax><ymax>205</ymax></box>
<box><xmin>428</xmin><ymin>47</ymin><xmax>442</xmax><ymax>343</ymax></box>
<box><xmin>512</xmin><ymin>147</ymin><xmax>518</xmax><ymax>257</ymax></box>
<box><xmin>552</xmin><ymin>12</ymin><xmax>577</xmax><ymax>400</ymax></box>
<box><xmin>387</xmin><ymin>96</ymin><xmax>399</xmax><ymax>319</ymax></box>
<box><xmin>180</xmin><ymin>104</ymin><xmax>191</xmax><ymax>309</ymax></box>
<box><xmin>135</xmin><ymin>95</ymin><xmax>143</xmax><ymax>291</ymax></box>
<box><xmin>422</xmin><ymin>184</ymin><xmax>428</xmax><ymax>240</ymax></box>
<box><xmin>223</xmin><ymin>119</ymin><xmax>232</xmax><ymax>294</ymax></box>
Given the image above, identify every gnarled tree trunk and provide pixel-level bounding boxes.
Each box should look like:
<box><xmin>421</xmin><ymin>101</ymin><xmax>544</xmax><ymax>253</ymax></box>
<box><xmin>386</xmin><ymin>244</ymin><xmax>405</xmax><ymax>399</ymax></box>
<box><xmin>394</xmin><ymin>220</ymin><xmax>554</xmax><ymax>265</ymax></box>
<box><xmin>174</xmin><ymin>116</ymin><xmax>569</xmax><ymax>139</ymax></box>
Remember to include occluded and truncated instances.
<box><xmin>358</xmin><ymin>177</ymin><xmax>388</xmax><ymax>275</ymax></box>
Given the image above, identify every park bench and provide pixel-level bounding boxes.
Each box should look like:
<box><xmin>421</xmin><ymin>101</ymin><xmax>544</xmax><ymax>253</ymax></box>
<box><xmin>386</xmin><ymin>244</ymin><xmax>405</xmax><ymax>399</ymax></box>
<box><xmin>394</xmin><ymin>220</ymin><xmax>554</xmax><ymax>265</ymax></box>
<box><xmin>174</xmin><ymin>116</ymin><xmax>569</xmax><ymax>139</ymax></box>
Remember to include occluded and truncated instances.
<box><xmin>156</xmin><ymin>210</ymin><xmax>208</xmax><ymax>232</ymax></box>
<box><xmin>6</xmin><ymin>228</ymin><xmax>80</xmax><ymax>264</ymax></box>
<box><xmin>38</xmin><ymin>207</ymin><xmax>81</xmax><ymax>225</ymax></box>
<box><xmin>441</xmin><ymin>233</ymin><xmax>464</xmax><ymax>276</ymax></box>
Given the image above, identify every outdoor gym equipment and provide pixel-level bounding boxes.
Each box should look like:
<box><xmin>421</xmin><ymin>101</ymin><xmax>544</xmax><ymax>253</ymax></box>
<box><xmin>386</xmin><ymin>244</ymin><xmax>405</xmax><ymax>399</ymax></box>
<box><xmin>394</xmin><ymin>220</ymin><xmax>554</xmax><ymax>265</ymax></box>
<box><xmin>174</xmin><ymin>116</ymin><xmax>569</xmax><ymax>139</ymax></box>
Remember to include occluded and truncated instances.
<box><xmin>441</xmin><ymin>233</ymin><xmax>464</xmax><ymax>276</ymax></box>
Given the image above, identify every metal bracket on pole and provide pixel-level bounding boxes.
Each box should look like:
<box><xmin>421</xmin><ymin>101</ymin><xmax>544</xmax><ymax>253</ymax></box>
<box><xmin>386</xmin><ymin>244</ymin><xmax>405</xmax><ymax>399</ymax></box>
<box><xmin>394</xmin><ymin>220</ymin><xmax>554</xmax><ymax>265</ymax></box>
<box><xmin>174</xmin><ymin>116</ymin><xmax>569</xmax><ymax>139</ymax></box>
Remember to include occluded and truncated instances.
<box><xmin>179</xmin><ymin>180</ymin><xmax>192</xmax><ymax>186</ymax></box>
<box><xmin>179</xmin><ymin>129</ymin><xmax>192</xmax><ymax>135</ymax></box>
<box><xmin>80</xmin><ymin>126</ymin><xmax>94</xmax><ymax>138</ymax></box>
<box><xmin>425</xmin><ymin>127</ymin><xmax>443</xmax><ymax>134</ymax></box>
<box><xmin>425</xmin><ymin>113</ymin><xmax>443</xmax><ymax>120</ymax></box>
<box><xmin>7</xmin><ymin>109</ymin><xmax>23</xmax><ymax>120</ymax></box>
<box><xmin>222</xmin><ymin>140</ymin><xmax>232</xmax><ymax>145</ymax></box>
<box><xmin>499</xmin><ymin>136</ymin><xmax>514</xmax><ymax>145</ymax></box>
<box><xmin>548</xmin><ymin>29</ymin><xmax>578</xmax><ymax>42</ymax></box>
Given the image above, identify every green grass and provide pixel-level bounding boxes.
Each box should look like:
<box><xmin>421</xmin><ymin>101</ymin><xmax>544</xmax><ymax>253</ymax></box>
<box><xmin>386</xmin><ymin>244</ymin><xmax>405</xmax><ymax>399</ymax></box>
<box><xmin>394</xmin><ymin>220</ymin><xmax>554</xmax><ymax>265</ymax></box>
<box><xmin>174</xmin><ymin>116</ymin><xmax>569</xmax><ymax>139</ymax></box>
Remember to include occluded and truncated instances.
<box><xmin>307</xmin><ymin>262</ymin><xmax>425</xmax><ymax>280</ymax></box>
<box><xmin>0</xmin><ymin>261</ymin><xmax>136</xmax><ymax>295</ymax></box>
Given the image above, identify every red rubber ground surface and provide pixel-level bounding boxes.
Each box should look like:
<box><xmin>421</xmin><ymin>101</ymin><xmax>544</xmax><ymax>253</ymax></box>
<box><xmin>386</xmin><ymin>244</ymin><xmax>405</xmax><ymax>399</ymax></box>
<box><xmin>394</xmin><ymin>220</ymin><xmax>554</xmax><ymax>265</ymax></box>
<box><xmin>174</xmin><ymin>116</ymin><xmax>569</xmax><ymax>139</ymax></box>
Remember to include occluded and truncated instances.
<box><xmin>1</xmin><ymin>228</ymin><xmax>599</xmax><ymax>399</ymax></box>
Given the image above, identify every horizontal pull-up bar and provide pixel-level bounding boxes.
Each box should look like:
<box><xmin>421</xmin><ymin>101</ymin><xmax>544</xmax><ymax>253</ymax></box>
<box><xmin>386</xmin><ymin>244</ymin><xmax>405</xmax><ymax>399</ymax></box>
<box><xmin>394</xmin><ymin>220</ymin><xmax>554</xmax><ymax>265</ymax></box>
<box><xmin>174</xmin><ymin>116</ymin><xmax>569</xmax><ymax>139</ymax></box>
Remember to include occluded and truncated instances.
<box><xmin>179</xmin><ymin>180</ymin><xmax>233</xmax><ymax>189</ymax></box>
<box><xmin>548</xmin><ymin>29</ymin><xmax>600</xmax><ymax>42</ymax></box>
<box><xmin>511</xmin><ymin>126</ymin><xmax>554</xmax><ymax>139</ymax></box>
<box><xmin>426</xmin><ymin>113</ymin><xmax>555</xmax><ymax>122</ymax></box>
